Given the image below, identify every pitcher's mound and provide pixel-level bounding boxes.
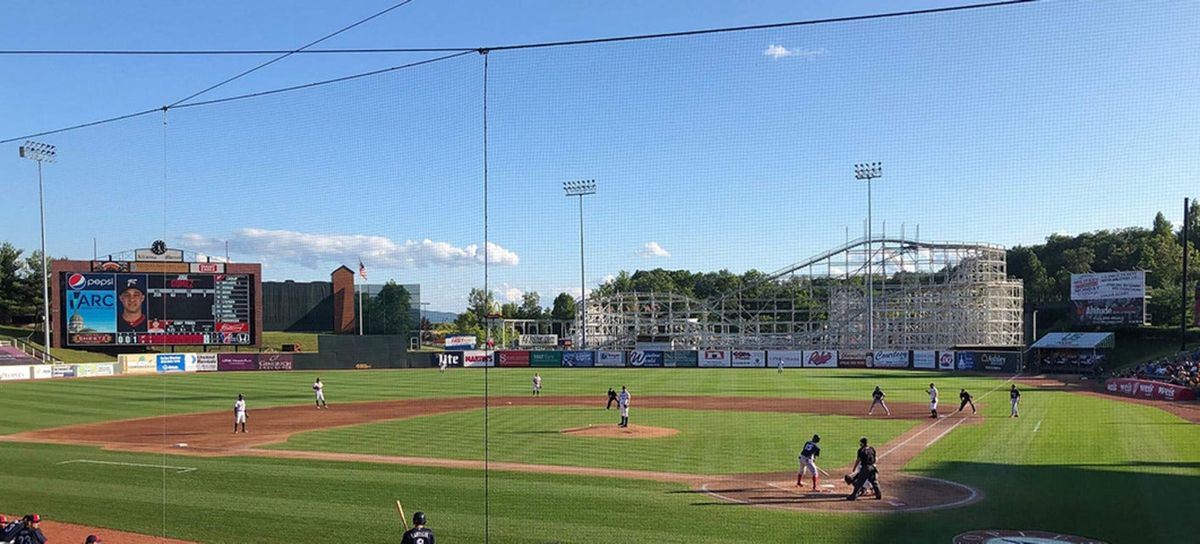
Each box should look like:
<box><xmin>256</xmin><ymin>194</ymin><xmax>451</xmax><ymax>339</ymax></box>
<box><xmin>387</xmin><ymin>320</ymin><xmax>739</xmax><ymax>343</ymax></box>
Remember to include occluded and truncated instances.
<box><xmin>560</xmin><ymin>424</ymin><xmax>678</xmax><ymax>439</ymax></box>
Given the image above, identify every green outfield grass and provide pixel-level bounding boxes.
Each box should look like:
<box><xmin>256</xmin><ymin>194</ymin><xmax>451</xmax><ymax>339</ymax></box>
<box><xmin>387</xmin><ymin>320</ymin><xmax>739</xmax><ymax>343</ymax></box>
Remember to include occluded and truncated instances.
<box><xmin>0</xmin><ymin>369</ymin><xmax>1197</xmax><ymax>543</ymax></box>
<box><xmin>270</xmin><ymin>406</ymin><xmax>916</xmax><ymax>474</ymax></box>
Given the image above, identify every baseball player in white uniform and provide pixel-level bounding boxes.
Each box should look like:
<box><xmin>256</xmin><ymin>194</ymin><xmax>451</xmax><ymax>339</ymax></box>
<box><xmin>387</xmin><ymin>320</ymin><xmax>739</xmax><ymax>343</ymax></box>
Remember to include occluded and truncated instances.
<box><xmin>618</xmin><ymin>385</ymin><xmax>631</xmax><ymax>427</ymax></box>
<box><xmin>234</xmin><ymin>393</ymin><xmax>247</xmax><ymax>433</ymax></box>
<box><xmin>313</xmin><ymin>377</ymin><xmax>328</xmax><ymax>409</ymax></box>
<box><xmin>532</xmin><ymin>373</ymin><xmax>542</xmax><ymax>396</ymax></box>
<box><xmin>927</xmin><ymin>383</ymin><xmax>939</xmax><ymax>418</ymax></box>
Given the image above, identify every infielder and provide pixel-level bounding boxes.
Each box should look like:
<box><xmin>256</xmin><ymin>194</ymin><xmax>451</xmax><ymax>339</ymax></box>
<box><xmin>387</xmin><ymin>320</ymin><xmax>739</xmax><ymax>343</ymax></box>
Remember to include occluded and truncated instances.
<box><xmin>796</xmin><ymin>434</ymin><xmax>822</xmax><ymax>490</ymax></box>
<box><xmin>868</xmin><ymin>386</ymin><xmax>890</xmax><ymax>415</ymax></box>
<box><xmin>1010</xmin><ymin>384</ymin><xmax>1021</xmax><ymax>417</ymax></box>
<box><xmin>234</xmin><ymin>393</ymin><xmax>247</xmax><ymax>433</ymax></box>
<box><xmin>313</xmin><ymin>377</ymin><xmax>328</xmax><ymax>409</ymax></box>
<box><xmin>532</xmin><ymin>373</ymin><xmax>542</xmax><ymax>396</ymax></box>
<box><xmin>927</xmin><ymin>383</ymin><xmax>939</xmax><ymax>418</ymax></box>
<box><xmin>618</xmin><ymin>385</ymin><xmax>631</xmax><ymax>428</ymax></box>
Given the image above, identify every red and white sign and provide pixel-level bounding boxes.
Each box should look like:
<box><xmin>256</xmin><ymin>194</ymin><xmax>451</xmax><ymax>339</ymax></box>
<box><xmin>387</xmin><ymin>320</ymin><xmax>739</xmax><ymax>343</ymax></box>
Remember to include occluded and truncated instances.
<box><xmin>217</xmin><ymin>322</ymin><xmax>250</xmax><ymax>333</ymax></box>
<box><xmin>1105</xmin><ymin>378</ymin><xmax>1196</xmax><ymax>401</ymax></box>
<box><xmin>730</xmin><ymin>350</ymin><xmax>766</xmax><ymax>368</ymax></box>
<box><xmin>802</xmin><ymin>350</ymin><xmax>839</xmax><ymax>368</ymax></box>
<box><xmin>463</xmin><ymin>350</ymin><xmax>494</xmax><ymax>367</ymax></box>
<box><xmin>1071</xmin><ymin>271</ymin><xmax>1145</xmax><ymax>300</ymax></box>
<box><xmin>838</xmin><ymin>349</ymin><xmax>866</xmax><ymax>368</ymax></box>
<box><xmin>190</xmin><ymin>262</ymin><xmax>225</xmax><ymax>274</ymax></box>
<box><xmin>937</xmin><ymin>351</ymin><xmax>956</xmax><ymax>370</ymax></box>
<box><xmin>497</xmin><ymin>350</ymin><xmax>531</xmax><ymax>367</ymax></box>
<box><xmin>699</xmin><ymin>350</ymin><xmax>730</xmax><ymax>368</ymax></box>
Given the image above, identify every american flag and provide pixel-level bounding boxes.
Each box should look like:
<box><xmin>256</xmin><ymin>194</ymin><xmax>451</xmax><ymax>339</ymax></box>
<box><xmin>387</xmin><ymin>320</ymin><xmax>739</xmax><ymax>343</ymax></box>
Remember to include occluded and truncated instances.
<box><xmin>358</xmin><ymin>260</ymin><xmax>367</xmax><ymax>280</ymax></box>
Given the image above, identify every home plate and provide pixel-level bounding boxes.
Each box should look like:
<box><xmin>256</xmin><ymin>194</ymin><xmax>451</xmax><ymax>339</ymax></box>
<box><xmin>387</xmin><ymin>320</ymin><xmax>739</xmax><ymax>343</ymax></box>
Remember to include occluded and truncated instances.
<box><xmin>174</xmin><ymin>443</ymin><xmax>189</xmax><ymax>448</ymax></box>
<box><xmin>887</xmin><ymin>500</ymin><xmax>906</xmax><ymax>507</ymax></box>
<box><xmin>821</xmin><ymin>484</ymin><xmax>836</xmax><ymax>489</ymax></box>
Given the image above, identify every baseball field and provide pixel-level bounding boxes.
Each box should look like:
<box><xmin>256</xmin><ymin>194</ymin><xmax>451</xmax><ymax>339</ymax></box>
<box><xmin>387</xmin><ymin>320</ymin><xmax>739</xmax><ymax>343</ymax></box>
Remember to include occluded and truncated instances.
<box><xmin>0</xmin><ymin>368</ymin><xmax>1197</xmax><ymax>543</ymax></box>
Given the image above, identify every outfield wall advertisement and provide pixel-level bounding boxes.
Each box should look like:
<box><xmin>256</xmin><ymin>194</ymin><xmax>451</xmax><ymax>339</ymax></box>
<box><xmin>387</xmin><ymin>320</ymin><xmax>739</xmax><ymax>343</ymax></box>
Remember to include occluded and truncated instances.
<box><xmin>770</xmin><ymin>350</ymin><xmax>803</xmax><ymax>368</ymax></box>
<box><xmin>497</xmin><ymin>351</ymin><xmax>531</xmax><ymax>367</ymax></box>
<box><xmin>530</xmin><ymin>351</ymin><xmax>563</xmax><ymax>367</ymax></box>
<box><xmin>196</xmin><ymin>353</ymin><xmax>219</xmax><ymax>372</ymax></box>
<box><xmin>803</xmin><ymin>350</ymin><xmax>839</xmax><ymax>368</ymax></box>
<box><xmin>871</xmin><ymin>350</ymin><xmax>910</xmax><ymax>368</ymax></box>
<box><xmin>663</xmin><ymin>351</ymin><xmax>698</xmax><ymax>367</ymax></box>
<box><xmin>463</xmin><ymin>350</ymin><xmax>494</xmax><ymax>367</ymax></box>
<box><xmin>700</xmin><ymin>350</ymin><xmax>730</xmax><ymax>367</ymax></box>
<box><xmin>1105</xmin><ymin>378</ymin><xmax>1197</xmax><ymax>401</ymax></box>
<box><xmin>258</xmin><ymin>353</ymin><xmax>295</xmax><ymax>371</ymax></box>
<box><xmin>217</xmin><ymin>353</ymin><xmax>257</xmax><ymax>371</ymax></box>
<box><xmin>978</xmin><ymin>352</ymin><xmax>1021</xmax><ymax>372</ymax></box>
<box><xmin>629</xmin><ymin>350</ymin><xmax>663</xmax><ymax>367</ymax></box>
<box><xmin>562</xmin><ymin>351</ymin><xmax>595</xmax><ymax>367</ymax></box>
<box><xmin>937</xmin><ymin>351</ymin><xmax>956</xmax><ymax>370</ymax></box>
<box><xmin>595</xmin><ymin>350</ymin><xmax>626</xmax><ymax>367</ymax></box>
<box><xmin>913</xmin><ymin>351</ymin><xmax>937</xmax><ymax>369</ymax></box>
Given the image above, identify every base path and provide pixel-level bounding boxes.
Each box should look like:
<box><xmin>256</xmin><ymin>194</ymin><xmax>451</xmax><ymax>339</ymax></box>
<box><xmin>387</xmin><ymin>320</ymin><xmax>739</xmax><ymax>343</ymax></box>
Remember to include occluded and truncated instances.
<box><xmin>6</xmin><ymin>395</ymin><xmax>980</xmax><ymax>514</ymax></box>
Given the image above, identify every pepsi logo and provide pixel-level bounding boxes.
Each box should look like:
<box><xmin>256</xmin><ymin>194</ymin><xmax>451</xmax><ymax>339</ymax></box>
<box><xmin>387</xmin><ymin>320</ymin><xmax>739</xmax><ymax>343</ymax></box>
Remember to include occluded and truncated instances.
<box><xmin>67</xmin><ymin>273</ymin><xmax>87</xmax><ymax>289</ymax></box>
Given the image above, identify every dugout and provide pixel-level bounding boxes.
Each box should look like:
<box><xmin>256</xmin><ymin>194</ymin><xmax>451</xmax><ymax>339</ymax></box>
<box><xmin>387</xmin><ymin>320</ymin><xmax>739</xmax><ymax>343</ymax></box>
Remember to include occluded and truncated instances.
<box><xmin>1031</xmin><ymin>332</ymin><xmax>1114</xmax><ymax>375</ymax></box>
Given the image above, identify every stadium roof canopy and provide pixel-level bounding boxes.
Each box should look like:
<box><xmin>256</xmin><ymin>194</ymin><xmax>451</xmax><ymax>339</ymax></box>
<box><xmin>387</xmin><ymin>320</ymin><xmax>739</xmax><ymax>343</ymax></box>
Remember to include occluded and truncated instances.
<box><xmin>1031</xmin><ymin>332</ymin><xmax>1115</xmax><ymax>350</ymax></box>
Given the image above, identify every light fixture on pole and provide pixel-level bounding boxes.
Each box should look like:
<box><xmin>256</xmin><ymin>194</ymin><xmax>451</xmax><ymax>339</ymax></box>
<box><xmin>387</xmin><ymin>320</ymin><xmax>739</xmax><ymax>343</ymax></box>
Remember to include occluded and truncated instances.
<box><xmin>19</xmin><ymin>141</ymin><xmax>56</xmax><ymax>360</ymax></box>
<box><xmin>563</xmin><ymin>179</ymin><xmax>596</xmax><ymax>349</ymax></box>
<box><xmin>854</xmin><ymin>162</ymin><xmax>882</xmax><ymax>351</ymax></box>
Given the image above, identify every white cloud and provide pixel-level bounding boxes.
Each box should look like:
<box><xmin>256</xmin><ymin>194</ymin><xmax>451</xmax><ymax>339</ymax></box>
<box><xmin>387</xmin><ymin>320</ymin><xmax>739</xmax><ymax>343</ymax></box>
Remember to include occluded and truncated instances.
<box><xmin>638</xmin><ymin>242</ymin><xmax>671</xmax><ymax>258</ymax></box>
<box><xmin>601</xmin><ymin>274</ymin><xmax>616</xmax><ymax>285</ymax></box>
<box><xmin>503</xmin><ymin>284</ymin><xmax>524</xmax><ymax>303</ymax></box>
<box><xmin>179</xmin><ymin>228</ymin><xmax>520</xmax><ymax>270</ymax></box>
<box><xmin>764</xmin><ymin>44</ymin><xmax>827</xmax><ymax>60</ymax></box>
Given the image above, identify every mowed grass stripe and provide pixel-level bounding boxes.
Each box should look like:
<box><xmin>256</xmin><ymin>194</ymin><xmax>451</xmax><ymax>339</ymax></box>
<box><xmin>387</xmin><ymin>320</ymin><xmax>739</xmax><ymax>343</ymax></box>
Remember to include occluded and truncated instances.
<box><xmin>270</xmin><ymin>407</ymin><xmax>918</xmax><ymax>474</ymax></box>
<box><xmin>0</xmin><ymin>368</ymin><xmax>1011</xmax><ymax>434</ymax></box>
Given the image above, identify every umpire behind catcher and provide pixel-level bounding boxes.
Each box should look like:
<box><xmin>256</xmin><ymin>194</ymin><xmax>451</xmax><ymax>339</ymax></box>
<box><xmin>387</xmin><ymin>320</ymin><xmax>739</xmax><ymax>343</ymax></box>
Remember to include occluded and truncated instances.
<box><xmin>846</xmin><ymin>437</ymin><xmax>881</xmax><ymax>501</ymax></box>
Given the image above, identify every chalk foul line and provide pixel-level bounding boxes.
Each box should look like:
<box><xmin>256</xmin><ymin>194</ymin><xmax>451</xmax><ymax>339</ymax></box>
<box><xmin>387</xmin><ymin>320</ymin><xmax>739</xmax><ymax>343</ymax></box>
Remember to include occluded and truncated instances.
<box><xmin>57</xmin><ymin>459</ymin><xmax>197</xmax><ymax>473</ymax></box>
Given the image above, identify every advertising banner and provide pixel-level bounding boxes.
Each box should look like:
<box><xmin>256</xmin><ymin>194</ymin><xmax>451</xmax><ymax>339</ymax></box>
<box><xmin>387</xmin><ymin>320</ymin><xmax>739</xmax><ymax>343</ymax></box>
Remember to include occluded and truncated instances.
<box><xmin>699</xmin><ymin>350</ymin><xmax>731</xmax><ymax>367</ymax></box>
<box><xmin>52</xmin><ymin>365</ymin><xmax>77</xmax><ymax>378</ymax></box>
<box><xmin>770</xmin><ymin>350</ymin><xmax>803</xmax><ymax>368</ymax></box>
<box><xmin>837</xmin><ymin>349</ymin><xmax>865</xmax><ymax>368</ymax></box>
<box><xmin>258</xmin><ymin>353</ymin><xmax>295</xmax><ymax>371</ymax></box>
<box><xmin>0</xmin><ymin>365</ymin><xmax>31</xmax><ymax>381</ymax></box>
<box><xmin>1071</xmin><ymin>271</ymin><xmax>1146</xmax><ymax>300</ymax></box>
<box><xmin>663</xmin><ymin>351</ymin><xmax>699</xmax><ymax>368</ymax></box>
<box><xmin>518</xmin><ymin>334</ymin><xmax>558</xmax><ymax>347</ymax></box>
<box><xmin>156</xmin><ymin>353</ymin><xmax>187</xmax><ymax>373</ymax></box>
<box><xmin>870</xmin><ymin>350</ymin><xmax>910</xmax><ymax>368</ymax></box>
<box><xmin>444</xmin><ymin>335</ymin><xmax>477</xmax><ymax>351</ymax></box>
<box><xmin>31</xmin><ymin>365</ymin><xmax>53</xmax><ymax>379</ymax></box>
<box><xmin>530</xmin><ymin>351</ymin><xmax>563</xmax><ymax>367</ymax></box>
<box><xmin>120</xmin><ymin>354</ymin><xmax>157</xmax><ymax>374</ymax></box>
<box><xmin>562</xmin><ymin>351</ymin><xmax>595</xmax><ymax>367</ymax></box>
<box><xmin>955</xmin><ymin>352</ymin><xmax>977</xmax><ymax>371</ymax></box>
<box><xmin>628</xmin><ymin>350</ymin><xmax>663</xmax><ymax>367</ymax></box>
<box><xmin>913</xmin><ymin>351</ymin><xmax>937</xmax><ymax>369</ymax></box>
<box><xmin>730</xmin><ymin>350</ymin><xmax>766</xmax><ymax>368</ymax></box>
<box><xmin>430</xmin><ymin>351</ymin><xmax>463</xmax><ymax>368</ymax></box>
<box><xmin>803</xmin><ymin>350</ymin><xmax>840</xmax><ymax>368</ymax></box>
<box><xmin>462</xmin><ymin>350</ymin><xmax>494</xmax><ymax>367</ymax></box>
<box><xmin>978</xmin><ymin>351</ymin><xmax>1021</xmax><ymax>372</ymax></box>
<box><xmin>190</xmin><ymin>262</ymin><xmax>225</xmax><ymax>274</ymax></box>
<box><xmin>195</xmin><ymin>353</ymin><xmax>218</xmax><ymax>372</ymax></box>
<box><xmin>595</xmin><ymin>350</ymin><xmax>626</xmax><ymax>367</ymax></box>
<box><xmin>1070</xmin><ymin>298</ymin><xmax>1146</xmax><ymax>326</ymax></box>
<box><xmin>937</xmin><ymin>351</ymin><xmax>956</xmax><ymax>370</ymax></box>
<box><xmin>1105</xmin><ymin>378</ymin><xmax>1197</xmax><ymax>401</ymax></box>
<box><xmin>497</xmin><ymin>351</ymin><xmax>531</xmax><ymax>367</ymax></box>
<box><xmin>217</xmin><ymin>353</ymin><xmax>258</xmax><ymax>371</ymax></box>
<box><xmin>74</xmin><ymin>363</ymin><xmax>117</xmax><ymax>377</ymax></box>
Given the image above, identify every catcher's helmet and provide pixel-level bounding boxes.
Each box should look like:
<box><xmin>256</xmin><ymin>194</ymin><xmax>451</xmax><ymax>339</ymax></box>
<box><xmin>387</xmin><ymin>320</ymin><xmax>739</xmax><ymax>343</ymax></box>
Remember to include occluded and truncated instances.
<box><xmin>811</xmin><ymin>434</ymin><xmax>820</xmax><ymax>442</ymax></box>
<box><xmin>413</xmin><ymin>511</ymin><xmax>426</xmax><ymax>526</ymax></box>
<box><xmin>844</xmin><ymin>474</ymin><xmax>854</xmax><ymax>485</ymax></box>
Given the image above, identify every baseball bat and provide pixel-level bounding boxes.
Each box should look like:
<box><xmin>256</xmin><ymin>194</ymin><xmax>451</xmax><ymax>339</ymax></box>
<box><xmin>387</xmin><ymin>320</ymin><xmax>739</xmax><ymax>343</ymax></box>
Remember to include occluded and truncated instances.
<box><xmin>818</xmin><ymin>466</ymin><xmax>832</xmax><ymax>478</ymax></box>
<box><xmin>395</xmin><ymin>500</ymin><xmax>408</xmax><ymax>530</ymax></box>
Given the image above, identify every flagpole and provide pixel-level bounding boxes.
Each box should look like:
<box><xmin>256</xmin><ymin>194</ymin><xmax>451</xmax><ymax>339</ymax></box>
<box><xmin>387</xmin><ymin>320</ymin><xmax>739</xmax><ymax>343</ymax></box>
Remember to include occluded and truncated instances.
<box><xmin>358</xmin><ymin>283</ymin><xmax>363</xmax><ymax>336</ymax></box>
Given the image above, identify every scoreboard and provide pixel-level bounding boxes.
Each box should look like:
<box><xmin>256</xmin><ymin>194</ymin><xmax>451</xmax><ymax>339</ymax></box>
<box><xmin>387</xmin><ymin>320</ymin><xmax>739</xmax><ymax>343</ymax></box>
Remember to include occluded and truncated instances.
<box><xmin>62</xmin><ymin>271</ymin><xmax>256</xmax><ymax>346</ymax></box>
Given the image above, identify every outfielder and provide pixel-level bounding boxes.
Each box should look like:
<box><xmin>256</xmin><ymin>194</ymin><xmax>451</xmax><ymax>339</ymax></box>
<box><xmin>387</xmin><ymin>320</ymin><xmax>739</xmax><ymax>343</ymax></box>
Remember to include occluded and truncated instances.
<box><xmin>234</xmin><ymin>393</ymin><xmax>247</xmax><ymax>433</ymax></box>
<box><xmin>1010</xmin><ymin>384</ymin><xmax>1021</xmax><ymax>417</ymax></box>
<box><xmin>927</xmin><ymin>383</ymin><xmax>939</xmax><ymax>418</ymax></box>
<box><xmin>868</xmin><ymin>386</ymin><xmax>890</xmax><ymax>415</ymax></box>
<box><xmin>618</xmin><ymin>385</ymin><xmax>631</xmax><ymax>428</ymax></box>
<box><xmin>313</xmin><ymin>377</ymin><xmax>328</xmax><ymax>409</ymax></box>
<box><xmin>796</xmin><ymin>434</ymin><xmax>822</xmax><ymax>490</ymax></box>
<box><xmin>532</xmin><ymin>373</ymin><xmax>542</xmax><ymax>396</ymax></box>
<box><xmin>777</xmin><ymin>358</ymin><xmax>784</xmax><ymax>373</ymax></box>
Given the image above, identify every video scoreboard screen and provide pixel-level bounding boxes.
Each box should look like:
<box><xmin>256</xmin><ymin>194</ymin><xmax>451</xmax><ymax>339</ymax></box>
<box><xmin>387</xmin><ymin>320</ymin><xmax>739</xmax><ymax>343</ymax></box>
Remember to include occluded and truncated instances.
<box><xmin>62</xmin><ymin>271</ymin><xmax>256</xmax><ymax>346</ymax></box>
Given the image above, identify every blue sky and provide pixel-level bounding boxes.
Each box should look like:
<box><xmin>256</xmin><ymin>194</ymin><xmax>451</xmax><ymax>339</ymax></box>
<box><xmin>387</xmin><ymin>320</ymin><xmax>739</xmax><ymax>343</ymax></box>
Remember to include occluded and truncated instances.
<box><xmin>2</xmin><ymin>0</ymin><xmax>1198</xmax><ymax>312</ymax></box>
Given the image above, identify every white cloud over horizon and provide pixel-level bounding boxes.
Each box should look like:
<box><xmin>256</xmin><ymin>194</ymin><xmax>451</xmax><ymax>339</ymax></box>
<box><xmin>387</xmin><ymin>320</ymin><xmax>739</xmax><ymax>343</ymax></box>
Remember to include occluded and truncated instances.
<box><xmin>638</xmin><ymin>241</ymin><xmax>671</xmax><ymax>258</ymax></box>
<box><xmin>764</xmin><ymin>44</ymin><xmax>827</xmax><ymax>60</ymax></box>
<box><xmin>180</xmin><ymin>228</ymin><xmax>520</xmax><ymax>270</ymax></box>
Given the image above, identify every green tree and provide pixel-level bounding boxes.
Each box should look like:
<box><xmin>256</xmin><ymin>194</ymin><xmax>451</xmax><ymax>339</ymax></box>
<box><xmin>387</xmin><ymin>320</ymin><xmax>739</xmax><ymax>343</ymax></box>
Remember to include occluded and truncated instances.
<box><xmin>500</xmin><ymin>302</ymin><xmax>519</xmax><ymax>319</ymax></box>
<box><xmin>467</xmin><ymin>288</ymin><xmax>497</xmax><ymax>319</ymax></box>
<box><xmin>366</xmin><ymin>281</ymin><xmax>412</xmax><ymax>335</ymax></box>
<box><xmin>0</xmin><ymin>242</ymin><xmax>30</xmax><ymax>324</ymax></box>
<box><xmin>551</xmin><ymin>292</ymin><xmax>576</xmax><ymax>321</ymax></box>
<box><xmin>518</xmin><ymin>291</ymin><xmax>542</xmax><ymax>320</ymax></box>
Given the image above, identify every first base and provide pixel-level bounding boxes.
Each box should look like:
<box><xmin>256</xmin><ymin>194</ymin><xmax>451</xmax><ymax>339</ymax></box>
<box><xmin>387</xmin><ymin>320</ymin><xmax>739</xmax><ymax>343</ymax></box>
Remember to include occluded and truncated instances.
<box><xmin>174</xmin><ymin>443</ymin><xmax>189</xmax><ymax>448</ymax></box>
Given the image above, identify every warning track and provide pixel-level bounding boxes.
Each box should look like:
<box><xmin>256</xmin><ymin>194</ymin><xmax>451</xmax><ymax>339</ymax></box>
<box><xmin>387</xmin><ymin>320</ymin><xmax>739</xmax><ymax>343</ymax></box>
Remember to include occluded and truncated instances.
<box><xmin>6</xmin><ymin>395</ymin><xmax>982</xmax><ymax>513</ymax></box>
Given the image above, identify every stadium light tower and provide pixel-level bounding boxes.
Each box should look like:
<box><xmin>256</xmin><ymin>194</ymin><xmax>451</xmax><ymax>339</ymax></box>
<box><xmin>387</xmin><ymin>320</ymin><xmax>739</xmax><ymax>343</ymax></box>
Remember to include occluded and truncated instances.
<box><xmin>19</xmin><ymin>141</ymin><xmax>57</xmax><ymax>360</ymax></box>
<box><xmin>564</xmin><ymin>179</ymin><xmax>596</xmax><ymax>349</ymax></box>
<box><xmin>854</xmin><ymin>162</ymin><xmax>883</xmax><ymax>351</ymax></box>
